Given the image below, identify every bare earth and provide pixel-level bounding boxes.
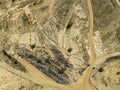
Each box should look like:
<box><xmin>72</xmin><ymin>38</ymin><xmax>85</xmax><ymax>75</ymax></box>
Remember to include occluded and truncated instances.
<box><xmin>0</xmin><ymin>0</ymin><xmax>120</xmax><ymax>90</ymax></box>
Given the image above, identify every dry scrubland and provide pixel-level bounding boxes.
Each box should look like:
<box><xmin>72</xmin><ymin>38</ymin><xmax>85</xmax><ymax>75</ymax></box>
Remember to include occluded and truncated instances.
<box><xmin>0</xmin><ymin>0</ymin><xmax>120</xmax><ymax>90</ymax></box>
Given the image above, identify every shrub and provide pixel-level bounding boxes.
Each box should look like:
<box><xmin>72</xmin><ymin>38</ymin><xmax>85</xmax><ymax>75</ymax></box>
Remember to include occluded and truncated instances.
<box><xmin>30</xmin><ymin>44</ymin><xmax>36</xmax><ymax>49</ymax></box>
<box><xmin>99</xmin><ymin>67</ymin><xmax>104</xmax><ymax>72</ymax></box>
<box><xmin>67</xmin><ymin>48</ymin><xmax>73</xmax><ymax>53</ymax></box>
<box><xmin>116</xmin><ymin>71</ymin><xmax>120</xmax><ymax>75</ymax></box>
<box><xmin>66</xmin><ymin>22</ymin><xmax>73</xmax><ymax>29</ymax></box>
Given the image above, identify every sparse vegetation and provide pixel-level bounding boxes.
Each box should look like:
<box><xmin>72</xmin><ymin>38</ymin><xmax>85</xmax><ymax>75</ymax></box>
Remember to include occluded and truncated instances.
<box><xmin>33</xmin><ymin>2</ymin><xmax>36</xmax><ymax>5</ymax></box>
<box><xmin>116</xmin><ymin>28</ymin><xmax>120</xmax><ymax>40</ymax></box>
<box><xmin>67</xmin><ymin>48</ymin><xmax>73</xmax><ymax>53</ymax></box>
<box><xmin>2</xmin><ymin>49</ymin><xmax>27</xmax><ymax>72</ymax></box>
<box><xmin>4</xmin><ymin>44</ymin><xmax>11</xmax><ymax>50</ymax></box>
<box><xmin>98</xmin><ymin>67</ymin><xmax>104</xmax><ymax>72</ymax></box>
<box><xmin>22</xmin><ymin>13</ymin><xmax>30</xmax><ymax>25</ymax></box>
<box><xmin>40</xmin><ymin>6</ymin><xmax>49</xmax><ymax>11</ymax></box>
<box><xmin>66</xmin><ymin>22</ymin><xmax>73</xmax><ymax>29</ymax></box>
<box><xmin>19</xmin><ymin>86</ymin><xmax>25</xmax><ymax>90</ymax></box>
<box><xmin>51</xmin><ymin>47</ymin><xmax>73</xmax><ymax>68</ymax></box>
<box><xmin>30</xmin><ymin>44</ymin><xmax>36</xmax><ymax>49</ymax></box>
<box><xmin>12</xmin><ymin>0</ymin><xmax>15</xmax><ymax>2</ymax></box>
<box><xmin>60</xmin><ymin>67</ymin><xmax>67</xmax><ymax>74</ymax></box>
<box><xmin>29</xmin><ymin>83</ymin><xmax>44</xmax><ymax>90</ymax></box>
<box><xmin>116</xmin><ymin>71</ymin><xmax>120</xmax><ymax>75</ymax></box>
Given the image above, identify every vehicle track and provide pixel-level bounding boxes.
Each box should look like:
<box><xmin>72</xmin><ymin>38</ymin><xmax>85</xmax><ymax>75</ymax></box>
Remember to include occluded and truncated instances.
<box><xmin>80</xmin><ymin>0</ymin><xmax>96</xmax><ymax>90</ymax></box>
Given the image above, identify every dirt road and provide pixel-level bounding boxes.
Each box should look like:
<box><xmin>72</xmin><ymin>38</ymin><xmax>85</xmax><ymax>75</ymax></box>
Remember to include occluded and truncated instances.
<box><xmin>79</xmin><ymin>0</ymin><xmax>96</xmax><ymax>90</ymax></box>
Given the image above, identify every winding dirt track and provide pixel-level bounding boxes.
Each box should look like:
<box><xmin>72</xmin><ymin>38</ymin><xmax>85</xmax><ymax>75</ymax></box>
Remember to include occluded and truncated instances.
<box><xmin>0</xmin><ymin>0</ymin><xmax>120</xmax><ymax>90</ymax></box>
<box><xmin>87</xmin><ymin>0</ymin><xmax>95</xmax><ymax>69</ymax></box>
<box><xmin>80</xmin><ymin>0</ymin><xmax>96</xmax><ymax>90</ymax></box>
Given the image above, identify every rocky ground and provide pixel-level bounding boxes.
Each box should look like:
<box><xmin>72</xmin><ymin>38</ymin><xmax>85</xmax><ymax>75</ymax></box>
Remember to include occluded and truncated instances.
<box><xmin>0</xmin><ymin>0</ymin><xmax>120</xmax><ymax>90</ymax></box>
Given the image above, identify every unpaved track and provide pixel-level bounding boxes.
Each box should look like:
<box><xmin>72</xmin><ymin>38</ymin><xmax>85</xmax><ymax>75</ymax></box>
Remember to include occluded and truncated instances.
<box><xmin>90</xmin><ymin>52</ymin><xmax>120</xmax><ymax>79</ymax></box>
<box><xmin>15</xmin><ymin>57</ymin><xmax>72</xmax><ymax>90</ymax></box>
<box><xmin>0</xmin><ymin>0</ymin><xmax>120</xmax><ymax>90</ymax></box>
<box><xmin>80</xmin><ymin>0</ymin><xmax>96</xmax><ymax>90</ymax></box>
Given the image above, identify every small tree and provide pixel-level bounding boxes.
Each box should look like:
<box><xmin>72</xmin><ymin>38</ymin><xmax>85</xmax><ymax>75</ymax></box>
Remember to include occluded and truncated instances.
<box><xmin>30</xmin><ymin>43</ymin><xmax>36</xmax><ymax>49</ymax></box>
<box><xmin>67</xmin><ymin>48</ymin><xmax>73</xmax><ymax>53</ymax></box>
<box><xmin>99</xmin><ymin>67</ymin><xmax>104</xmax><ymax>72</ymax></box>
<box><xmin>116</xmin><ymin>71</ymin><xmax>120</xmax><ymax>75</ymax></box>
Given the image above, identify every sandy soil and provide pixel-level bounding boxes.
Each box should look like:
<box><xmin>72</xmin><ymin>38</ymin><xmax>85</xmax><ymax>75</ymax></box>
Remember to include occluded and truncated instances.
<box><xmin>0</xmin><ymin>0</ymin><xmax>119</xmax><ymax>90</ymax></box>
